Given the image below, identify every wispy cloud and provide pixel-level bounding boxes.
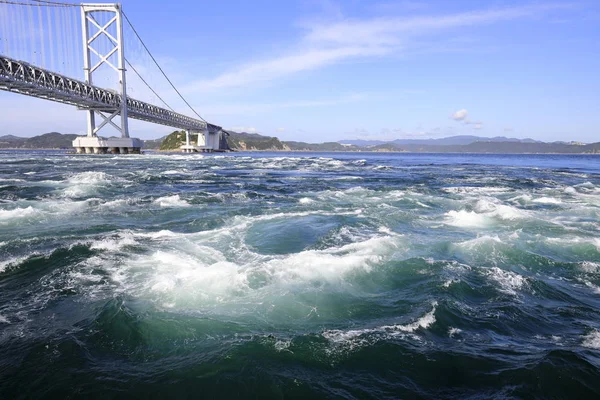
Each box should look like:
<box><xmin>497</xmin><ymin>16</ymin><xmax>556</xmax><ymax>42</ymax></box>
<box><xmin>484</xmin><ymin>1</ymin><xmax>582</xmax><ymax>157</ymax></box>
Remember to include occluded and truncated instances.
<box><xmin>188</xmin><ymin>3</ymin><xmax>569</xmax><ymax>92</ymax></box>
<box><xmin>451</xmin><ymin>109</ymin><xmax>485</xmax><ymax>129</ymax></box>
<box><xmin>187</xmin><ymin>47</ymin><xmax>386</xmax><ymax>92</ymax></box>
<box><xmin>199</xmin><ymin>93</ymin><xmax>367</xmax><ymax>116</ymax></box>
<box><xmin>372</xmin><ymin>1</ymin><xmax>431</xmax><ymax>13</ymax></box>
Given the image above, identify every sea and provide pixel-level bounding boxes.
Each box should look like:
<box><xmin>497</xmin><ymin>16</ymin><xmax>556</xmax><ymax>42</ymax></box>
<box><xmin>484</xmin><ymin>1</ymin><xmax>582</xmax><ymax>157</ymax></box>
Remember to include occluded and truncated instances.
<box><xmin>1</xmin><ymin>150</ymin><xmax>599</xmax><ymax>399</ymax></box>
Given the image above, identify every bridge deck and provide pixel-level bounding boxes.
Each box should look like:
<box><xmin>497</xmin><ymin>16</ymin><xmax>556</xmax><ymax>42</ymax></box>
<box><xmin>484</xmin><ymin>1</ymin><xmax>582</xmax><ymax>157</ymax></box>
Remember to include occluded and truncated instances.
<box><xmin>0</xmin><ymin>55</ymin><xmax>221</xmax><ymax>132</ymax></box>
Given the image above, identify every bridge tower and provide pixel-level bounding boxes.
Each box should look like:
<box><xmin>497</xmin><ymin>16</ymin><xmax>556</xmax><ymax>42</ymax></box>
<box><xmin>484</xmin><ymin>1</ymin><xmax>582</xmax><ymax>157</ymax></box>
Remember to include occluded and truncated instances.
<box><xmin>72</xmin><ymin>3</ymin><xmax>142</xmax><ymax>154</ymax></box>
<box><xmin>81</xmin><ymin>3</ymin><xmax>128</xmax><ymax>139</ymax></box>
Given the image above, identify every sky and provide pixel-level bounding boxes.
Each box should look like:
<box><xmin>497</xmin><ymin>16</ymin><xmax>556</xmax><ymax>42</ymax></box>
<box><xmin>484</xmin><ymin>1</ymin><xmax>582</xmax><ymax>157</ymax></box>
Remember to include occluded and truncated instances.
<box><xmin>0</xmin><ymin>0</ymin><xmax>599</xmax><ymax>142</ymax></box>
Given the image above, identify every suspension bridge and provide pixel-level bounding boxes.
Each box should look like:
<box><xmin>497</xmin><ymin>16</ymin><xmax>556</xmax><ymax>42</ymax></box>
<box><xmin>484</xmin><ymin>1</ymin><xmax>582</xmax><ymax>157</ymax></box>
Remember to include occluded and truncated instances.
<box><xmin>0</xmin><ymin>0</ymin><xmax>227</xmax><ymax>153</ymax></box>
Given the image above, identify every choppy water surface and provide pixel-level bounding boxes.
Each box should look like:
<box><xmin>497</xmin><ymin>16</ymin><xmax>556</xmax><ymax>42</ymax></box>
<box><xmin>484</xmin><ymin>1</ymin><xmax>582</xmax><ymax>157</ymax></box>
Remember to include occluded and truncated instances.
<box><xmin>1</xmin><ymin>150</ymin><xmax>600</xmax><ymax>398</ymax></box>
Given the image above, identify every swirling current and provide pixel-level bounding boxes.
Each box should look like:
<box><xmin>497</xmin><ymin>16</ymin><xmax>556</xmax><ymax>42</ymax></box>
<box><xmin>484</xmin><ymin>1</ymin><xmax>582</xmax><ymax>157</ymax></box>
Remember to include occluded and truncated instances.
<box><xmin>1</xmin><ymin>150</ymin><xmax>599</xmax><ymax>399</ymax></box>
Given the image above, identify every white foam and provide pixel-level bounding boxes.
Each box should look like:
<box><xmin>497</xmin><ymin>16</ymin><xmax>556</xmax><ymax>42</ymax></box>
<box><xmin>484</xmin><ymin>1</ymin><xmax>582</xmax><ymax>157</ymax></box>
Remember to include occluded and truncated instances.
<box><xmin>452</xmin><ymin>235</ymin><xmax>503</xmax><ymax>256</ymax></box>
<box><xmin>101</xmin><ymin>198</ymin><xmax>138</xmax><ymax>208</ymax></box>
<box><xmin>414</xmin><ymin>201</ymin><xmax>431</xmax><ymax>208</ymax></box>
<box><xmin>546</xmin><ymin>237</ymin><xmax>600</xmax><ymax>253</ymax></box>
<box><xmin>0</xmin><ymin>206</ymin><xmax>40</xmax><ymax>222</ymax></box>
<box><xmin>583</xmin><ymin>281</ymin><xmax>600</xmax><ymax>294</ymax></box>
<box><xmin>448</xmin><ymin>327</ymin><xmax>462</xmax><ymax>337</ymax></box>
<box><xmin>445</xmin><ymin>210</ymin><xmax>489</xmax><ymax>228</ymax></box>
<box><xmin>274</xmin><ymin>340</ymin><xmax>291</xmax><ymax>352</ymax></box>
<box><xmin>474</xmin><ymin>199</ymin><xmax>497</xmax><ymax>213</ymax></box>
<box><xmin>378</xmin><ymin>226</ymin><xmax>392</xmax><ymax>234</ymax></box>
<box><xmin>380</xmin><ymin>302</ymin><xmax>437</xmax><ymax>333</ymax></box>
<box><xmin>582</xmin><ymin>330</ymin><xmax>600</xmax><ymax>349</ymax></box>
<box><xmin>564</xmin><ymin>187</ymin><xmax>577</xmax><ymax>195</ymax></box>
<box><xmin>475</xmin><ymin>199</ymin><xmax>527</xmax><ymax>220</ymax></box>
<box><xmin>89</xmin><ymin>232</ymin><xmax>138</xmax><ymax>251</ymax></box>
<box><xmin>135</xmin><ymin>230</ymin><xmax>180</xmax><ymax>240</ymax></box>
<box><xmin>66</xmin><ymin>171</ymin><xmax>113</xmax><ymax>185</ymax></box>
<box><xmin>445</xmin><ymin>200</ymin><xmax>527</xmax><ymax>228</ymax></box>
<box><xmin>442</xmin><ymin>279</ymin><xmax>459</xmax><ymax>288</ymax></box>
<box><xmin>576</xmin><ymin>182</ymin><xmax>595</xmax><ymax>189</ymax></box>
<box><xmin>153</xmin><ymin>194</ymin><xmax>189</xmax><ymax>208</ymax></box>
<box><xmin>509</xmin><ymin>194</ymin><xmax>533</xmax><ymax>204</ymax></box>
<box><xmin>74</xmin><ymin>226</ymin><xmax>403</xmax><ymax>310</ymax></box>
<box><xmin>0</xmin><ymin>255</ymin><xmax>28</xmax><ymax>273</ymax></box>
<box><xmin>0</xmin><ymin>315</ymin><xmax>9</xmax><ymax>324</ymax></box>
<box><xmin>323</xmin><ymin>302</ymin><xmax>437</xmax><ymax>343</ymax></box>
<box><xmin>443</xmin><ymin>187</ymin><xmax>509</xmax><ymax>195</ymax></box>
<box><xmin>0</xmin><ymin>178</ymin><xmax>24</xmax><ymax>182</ymax></box>
<box><xmin>298</xmin><ymin>197</ymin><xmax>314</xmax><ymax>204</ymax></box>
<box><xmin>533</xmin><ymin>197</ymin><xmax>562</xmax><ymax>205</ymax></box>
<box><xmin>493</xmin><ymin>204</ymin><xmax>527</xmax><ymax>220</ymax></box>
<box><xmin>62</xmin><ymin>171</ymin><xmax>118</xmax><ymax>197</ymax></box>
<box><xmin>264</xmin><ymin>235</ymin><xmax>400</xmax><ymax>285</ymax></box>
<box><xmin>579</xmin><ymin>262</ymin><xmax>600</xmax><ymax>274</ymax></box>
<box><xmin>485</xmin><ymin>267</ymin><xmax>527</xmax><ymax>295</ymax></box>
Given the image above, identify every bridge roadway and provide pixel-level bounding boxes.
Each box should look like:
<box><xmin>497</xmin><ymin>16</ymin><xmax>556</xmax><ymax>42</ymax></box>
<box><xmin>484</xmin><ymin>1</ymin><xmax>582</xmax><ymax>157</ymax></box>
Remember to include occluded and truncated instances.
<box><xmin>0</xmin><ymin>54</ymin><xmax>221</xmax><ymax>133</ymax></box>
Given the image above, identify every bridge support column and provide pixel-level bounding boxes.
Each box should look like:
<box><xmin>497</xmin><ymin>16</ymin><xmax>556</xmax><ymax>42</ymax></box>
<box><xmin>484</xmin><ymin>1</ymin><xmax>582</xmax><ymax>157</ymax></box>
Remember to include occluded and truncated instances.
<box><xmin>198</xmin><ymin>127</ymin><xmax>208</xmax><ymax>148</ymax></box>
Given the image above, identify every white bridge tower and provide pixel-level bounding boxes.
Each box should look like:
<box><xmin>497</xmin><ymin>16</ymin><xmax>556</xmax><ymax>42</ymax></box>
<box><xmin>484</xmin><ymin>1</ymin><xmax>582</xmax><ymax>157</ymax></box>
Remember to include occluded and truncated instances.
<box><xmin>72</xmin><ymin>3</ymin><xmax>142</xmax><ymax>154</ymax></box>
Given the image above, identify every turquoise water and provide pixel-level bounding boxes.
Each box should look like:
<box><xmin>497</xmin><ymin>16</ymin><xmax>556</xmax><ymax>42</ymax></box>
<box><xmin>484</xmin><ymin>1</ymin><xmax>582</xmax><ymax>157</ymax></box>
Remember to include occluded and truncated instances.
<box><xmin>1</xmin><ymin>150</ymin><xmax>600</xmax><ymax>398</ymax></box>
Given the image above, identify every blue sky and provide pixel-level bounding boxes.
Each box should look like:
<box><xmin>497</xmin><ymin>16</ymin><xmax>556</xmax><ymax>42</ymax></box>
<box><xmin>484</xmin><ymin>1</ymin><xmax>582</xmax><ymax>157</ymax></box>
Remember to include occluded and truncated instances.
<box><xmin>1</xmin><ymin>0</ymin><xmax>599</xmax><ymax>142</ymax></box>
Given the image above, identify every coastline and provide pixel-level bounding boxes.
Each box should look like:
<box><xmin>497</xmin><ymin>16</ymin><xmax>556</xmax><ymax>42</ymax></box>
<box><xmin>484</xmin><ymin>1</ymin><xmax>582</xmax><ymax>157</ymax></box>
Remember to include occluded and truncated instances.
<box><xmin>3</xmin><ymin>147</ymin><xmax>600</xmax><ymax>155</ymax></box>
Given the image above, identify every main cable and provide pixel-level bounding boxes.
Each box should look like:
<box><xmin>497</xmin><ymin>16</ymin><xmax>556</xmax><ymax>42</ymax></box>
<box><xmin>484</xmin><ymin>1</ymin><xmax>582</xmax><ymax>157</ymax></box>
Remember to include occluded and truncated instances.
<box><xmin>122</xmin><ymin>10</ymin><xmax>207</xmax><ymax>123</ymax></box>
<box><xmin>0</xmin><ymin>0</ymin><xmax>77</xmax><ymax>7</ymax></box>
<box><xmin>125</xmin><ymin>58</ymin><xmax>175</xmax><ymax>112</ymax></box>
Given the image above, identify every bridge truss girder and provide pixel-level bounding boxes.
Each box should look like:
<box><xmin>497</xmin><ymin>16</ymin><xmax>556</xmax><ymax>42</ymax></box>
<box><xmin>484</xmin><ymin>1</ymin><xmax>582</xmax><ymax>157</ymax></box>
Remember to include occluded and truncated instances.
<box><xmin>0</xmin><ymin>55</ymin><xmax>219</xmax><ymax>132</ymax></box>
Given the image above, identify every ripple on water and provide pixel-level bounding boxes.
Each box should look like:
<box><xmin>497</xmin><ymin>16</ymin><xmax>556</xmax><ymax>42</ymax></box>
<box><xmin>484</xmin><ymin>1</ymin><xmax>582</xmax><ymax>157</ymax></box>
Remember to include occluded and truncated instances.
<box><xmin>1</xmin><ymin>151</ymin><xmax>600</xmax><ymax>398</ymax></box>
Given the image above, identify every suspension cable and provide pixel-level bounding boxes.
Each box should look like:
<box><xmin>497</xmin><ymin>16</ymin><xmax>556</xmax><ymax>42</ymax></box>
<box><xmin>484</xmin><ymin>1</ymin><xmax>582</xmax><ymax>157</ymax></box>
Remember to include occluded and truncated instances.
<box><xmin>0</xmin><ymin>0</ymin><xmax>77</xmax><ymax>7</ymax></box>
<box><xmin>121</xmin><ymin>10</ymin><xmax>207</xmax><ymax>123</ymax></box>
<box><xmin>3</xmin><ymin>0</ymin><xmax>211</xmax><ymax>125</ymax></box>
<box><xmin>125</xmin><ymin>58</ymin><xmax>175</xmax><ymax>112</ymax></box>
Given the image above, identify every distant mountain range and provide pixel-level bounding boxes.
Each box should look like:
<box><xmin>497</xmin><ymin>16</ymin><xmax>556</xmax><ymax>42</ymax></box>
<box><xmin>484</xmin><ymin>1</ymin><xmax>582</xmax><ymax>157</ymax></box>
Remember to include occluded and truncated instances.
<box><xmin>2</xmin><ymin>132</ymin><xmax>599</xmax><ymax>154</ymax></box>
<box><xmin>339</xmin><ymin>135</ymin><xmax>543</xmax><ymax>147</ymax></box>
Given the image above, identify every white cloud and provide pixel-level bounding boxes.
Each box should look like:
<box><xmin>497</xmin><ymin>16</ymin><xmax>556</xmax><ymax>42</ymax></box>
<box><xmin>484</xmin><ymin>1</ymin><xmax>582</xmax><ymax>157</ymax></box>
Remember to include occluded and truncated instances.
<box><xmin>188</xmin><ymin>3</ymin><xmax>569</xmax><ymax>92</ymax></box>
<box><xmin>452</xmin><ymin>111</ymin><xmax>484</xmax><ymax>128</ymax></box>
<box><xmin>229</xmin><ymin>126</ymin><xmax>258</xmax><ymax>133</ymax></box>
<box><xmin>276</xmin><ymin>128</ymin><xmax>286</xmax><ymax>132</ymax></box>
<box><xmin>188</xmin><ymin>47</ymin><xmax>386</xmax><ymax>92</ymax></box>
<box><xmin>451</xmin><ymin>109</ymin><xmax>468</xmax><ymax>121</ymax></box>
<box><xmin>504</xmin><ymin>127</ymin><xmax>514</xmax><ymax>132</ymax></box>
